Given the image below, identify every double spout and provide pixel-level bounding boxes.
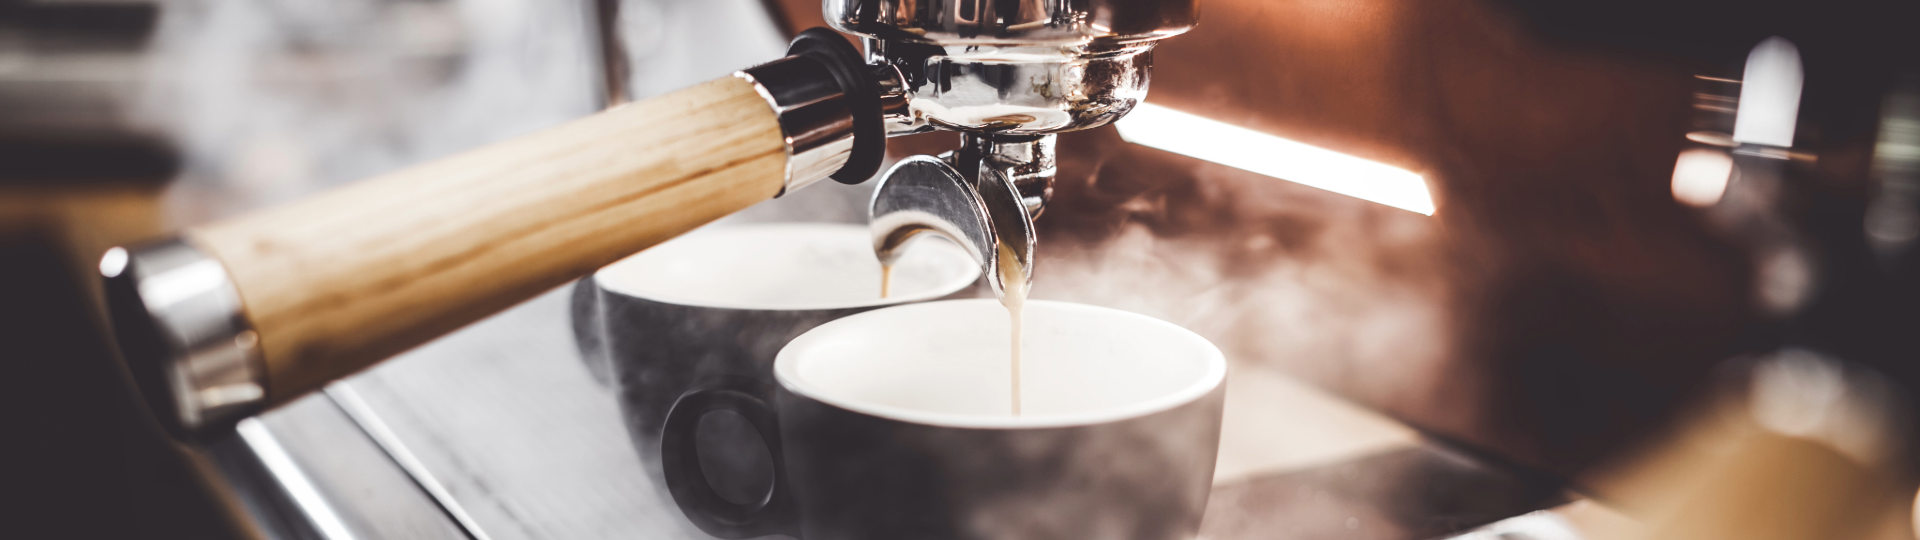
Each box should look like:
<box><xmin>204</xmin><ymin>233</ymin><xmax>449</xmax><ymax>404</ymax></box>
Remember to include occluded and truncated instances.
<box><xmin>871</xmin><ymin>133</ymin><xmax>1054</xmax><ymax>299</ymax></box>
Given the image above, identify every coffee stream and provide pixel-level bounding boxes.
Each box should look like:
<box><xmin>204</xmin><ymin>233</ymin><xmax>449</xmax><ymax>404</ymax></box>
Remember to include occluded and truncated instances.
<box><xmin>995</xmin><ymin>244</ymin><xmax>1026</xmax><ymax>416</ymax></box>
<box><xmin>880</xmin><ymin>246</ymin><xmax>1027</xmax><ymax>416</ymax></box>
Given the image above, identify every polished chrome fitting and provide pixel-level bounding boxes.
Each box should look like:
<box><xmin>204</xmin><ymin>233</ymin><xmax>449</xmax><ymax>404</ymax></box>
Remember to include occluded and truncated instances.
<box><xmin>960</xmin><ymin>133</ymin><xmax>1056</xmax><ymax>218</ymax></box>
<box><xmin>864</xmin><ymin>39</ymin><xmax>1153</xmax><ymax>136</ymax></box>
<box><xmin>101</xmin><ymin>239</ymin><xmax>265</xmax><ymax>438</ymax></box>
<box><xmin>868</xmin><ymin>134</ymin><xmax>1052</xmax><ymax>297</ymax></box>
<box><xmin>870</xmin><ymin>155</ymin><xmax>1036</xmax><ymax>300</ymax></box>
<box><xmin>824</xmin><ymin>0</ymin><xmax>1199</xmax><ymax>47</ymax></box>
<box><xmin>736</xmin><ymin>28</ymin><xmax>885</xmax><ymax>194</ymax></box>
<box><xmin>855</xmin><ymin>0</ymin><xmax>1196</xmax><ymax>296</ymax></box>
<box><xmin>738</xmin><ymin>56</ymin><xmax>859</xmax><ymax>195</ymax></box>
<box><xmin>830</xmin><ymin>0</ymin><xmax>1195</xmax><ymax>136</ymax></box>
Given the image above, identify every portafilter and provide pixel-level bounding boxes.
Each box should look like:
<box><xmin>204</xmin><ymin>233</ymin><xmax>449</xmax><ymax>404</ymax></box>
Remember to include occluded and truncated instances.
<box><xmin>102</xmin><ymin>0</ymin><xmax>1198</xmax><ymax>440</ymax></box>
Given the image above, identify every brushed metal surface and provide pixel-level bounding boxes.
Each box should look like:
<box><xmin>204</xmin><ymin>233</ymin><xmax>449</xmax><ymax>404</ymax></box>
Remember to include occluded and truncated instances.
<box><xmin>202</xmin><ymin>392</ymin><xmax>471</xmax><ymax>540</ymax></box>
<box><xmin>345</xmin><ymin>290</ymin><xmax>698</xmax><ymax>540</ymax></box>
<box><xmin>252</xmin><ymin>395</ymin><xmax>473</xmax><ymax>540</ymax></box>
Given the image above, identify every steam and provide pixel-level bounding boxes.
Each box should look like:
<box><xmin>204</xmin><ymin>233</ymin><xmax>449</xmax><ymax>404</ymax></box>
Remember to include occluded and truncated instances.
<box><xmin>136</xmin><ymin>0</ymin><xmax>599</xmax><ymax>223</ymax></box>
<box><xmin>1032</xmin><ymin>126</ymin><xmax>1457</xmax><ymax>423</ymax></box>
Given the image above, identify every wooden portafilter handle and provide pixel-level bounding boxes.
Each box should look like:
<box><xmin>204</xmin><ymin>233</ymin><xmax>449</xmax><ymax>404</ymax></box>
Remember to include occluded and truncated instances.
<box><xmin>100</xmin><ymin>29</ymin><xmax>884</xmax><ymax>440</ymax></box>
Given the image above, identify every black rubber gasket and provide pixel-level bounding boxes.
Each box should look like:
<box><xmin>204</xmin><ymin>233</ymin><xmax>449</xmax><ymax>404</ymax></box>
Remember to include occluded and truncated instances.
<box><xmin>786</xmin><ymin>28</ymin><xmax>885</xmax><ymax>185</ymax></box>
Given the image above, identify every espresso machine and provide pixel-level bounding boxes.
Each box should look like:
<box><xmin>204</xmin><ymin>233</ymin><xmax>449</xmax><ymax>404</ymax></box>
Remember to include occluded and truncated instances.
<box><xmin>12</xmin><ymin>0</ymin><xmax>1920</xmax><ymax>538</ymax></box>
<box><xmin>101</xmin><ymin>0</ymin><xmax>1195</xmax><ymax>441</ymax></box>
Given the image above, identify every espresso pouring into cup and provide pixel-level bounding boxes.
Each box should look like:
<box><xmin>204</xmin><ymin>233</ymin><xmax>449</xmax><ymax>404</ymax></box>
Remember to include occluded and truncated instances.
<box><xmin>575</xmin><ymin>223</ymin><xmax>1227</xmax><ymax>540</ymax></box>
<box><xmin>99</xmin><ymin>0</ymin><xmax>1198</xmax><ymax>442</ymax></box>
<box><xmin>85</xmin><ymin>4</ymin><xmax>1217</xmax><ymax>536</ymax></box>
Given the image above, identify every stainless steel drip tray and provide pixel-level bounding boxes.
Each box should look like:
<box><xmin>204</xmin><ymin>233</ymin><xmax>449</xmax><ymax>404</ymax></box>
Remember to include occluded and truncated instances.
<box><xmin>235</xmin><ymin>287</ymin><xmax>1568</xmax><ymax>540</ymax></box>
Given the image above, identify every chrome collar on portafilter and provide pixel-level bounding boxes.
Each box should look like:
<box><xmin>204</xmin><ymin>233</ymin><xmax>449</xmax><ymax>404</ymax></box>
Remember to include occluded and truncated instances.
<box><xmin>845</xmin><ymin>0</ymin><xmax>1198</xmax><ymax>298</ymax></box>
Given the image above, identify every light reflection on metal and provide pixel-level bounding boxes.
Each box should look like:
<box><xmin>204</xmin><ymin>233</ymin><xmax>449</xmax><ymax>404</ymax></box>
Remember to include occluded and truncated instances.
<box><xmin>1726</xmin><ymin>38</ymin><xmax>1814</xmax><ymax>317</ymax></box>
<box><xmin>100</xmin><ymin>246</ymin><xmax>129</xmax><ymax>278</ymax></box>
<box><xmin>735</xmin><ymin>53</ymin><xmax>859</xmax><ymax>194</ymax></box>
<box><xmin>1671</xmin><ymin>148</ymin><xmax>1733</xmax><ymax>208</ymax></box>
<box><xmin>1684</xmin><ymin>131</ymin><xmax>1736</xmax><ymax>148</ymax></box>
<box><xmin>1115</xmin><ymin>103</ymin><xmax>1436</xmax><ymax>216</ymax></box>
<box><xmin>860</xmin><ymin>39</ymin><xmax>1153</xmax><ymax>136</ymax></box>
<box><xmin>1674</xmin><ymin>38</ymin><xmax>1820</xmax><ymax>318</ymax></box>
<box><xmin>1673</xmin><ymin>73</ymin><xmax>1741</xmax><ymax>210</ymax></box>
<box><xmin>856</xmin><ymin>0</ymin><xmax>1191</xmax><ymax>288</ymax></box>
<box><xmin>1731</xmin><ymin>37</ymin><xmax>1803</xmax><ymax>148</ymax></box>
<box><xmin>1439</xmin><ymin>510</ymin><xmax>1582</xmax><ymax>540</ymax></box>
<box><xmin>824</xmin><ymin>0</ymin><xmax>1198</xmax><ymax>46</ymax></box>
<box><xmin>965</xmin><ymin>133</ymin><xmax>1056</xmax><ymax>218</ymax></box>
<box><xmin>104</xmin><ymin>239</ymin><xmax>267</xmax><ymax>437</ymax></box>
<box><xmin>1865</xmin><ymin>73</ymin><xmax>1920</xmax><ymax>267</ymax></box>
<box><xmin>237</xmin><ymin>419</ymin><xmax>362</xmax><ymax>540</ymax></box>
<box><xmin>834</xmin><ymin>0</ymin><xmax>1193</xmax><ymax>137</ymax></box>
<box><xmin>327</xmin><ymin>383</ymin><xmax>495</xmax><ymax>540</ymax></box>
<box><xmin>869</xmin><ymin>155</ymin><xmax>1036</xmax><ymax>300</ymax></box>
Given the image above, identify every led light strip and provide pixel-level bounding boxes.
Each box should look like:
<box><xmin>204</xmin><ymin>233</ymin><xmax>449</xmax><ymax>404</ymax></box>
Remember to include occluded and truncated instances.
<box><xmin>1116</xmin><ymin>103</ymin><xmax>1436</xmax><ymax>216</ymax></box>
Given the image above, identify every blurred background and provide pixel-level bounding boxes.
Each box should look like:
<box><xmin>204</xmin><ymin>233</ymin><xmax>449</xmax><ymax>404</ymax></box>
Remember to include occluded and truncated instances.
<box><xmin>5</xmin><ymin>0</ymin><xmax>1920</xmax><ymax>538</ymax></box>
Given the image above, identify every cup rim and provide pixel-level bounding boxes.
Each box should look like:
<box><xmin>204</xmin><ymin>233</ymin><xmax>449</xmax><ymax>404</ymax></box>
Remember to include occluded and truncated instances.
<box><xmin>593</xmin><ymin>223</ymin><xmax>981</xmax><ymax>311</ymax></box>
<box><xmin>775</xmin><ymin>299</ymin><xmax>1228</xmax><ymax>429</ymax></box>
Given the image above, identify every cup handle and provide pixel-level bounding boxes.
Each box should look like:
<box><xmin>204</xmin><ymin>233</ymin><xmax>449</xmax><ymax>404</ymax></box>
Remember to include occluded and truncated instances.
<box><xmin>660</xmin><ymin>378</ymin><xmax>797</xmax><ymax>538</ymax></box>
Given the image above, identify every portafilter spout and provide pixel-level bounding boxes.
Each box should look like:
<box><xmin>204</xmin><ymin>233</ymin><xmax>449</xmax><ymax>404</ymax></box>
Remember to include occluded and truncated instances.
<box><xmin>872</xmin><ymin>149</ymin><xmax>1038</xmax><ymax>300</ymax></box>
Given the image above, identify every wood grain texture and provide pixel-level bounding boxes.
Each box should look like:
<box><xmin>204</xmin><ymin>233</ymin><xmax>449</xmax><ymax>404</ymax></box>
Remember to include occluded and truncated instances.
<box><xmin>187</xmin><ymin>76</ymin><xmax>787</xmax><ymax>404</ymax></box>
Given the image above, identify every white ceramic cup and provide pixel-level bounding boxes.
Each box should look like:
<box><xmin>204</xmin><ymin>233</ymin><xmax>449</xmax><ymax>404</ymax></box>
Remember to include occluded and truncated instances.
<box><xmin>663</xmin><ymin>298</ymin><xmax>1228</xmax><ymax>540</ymax></box>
